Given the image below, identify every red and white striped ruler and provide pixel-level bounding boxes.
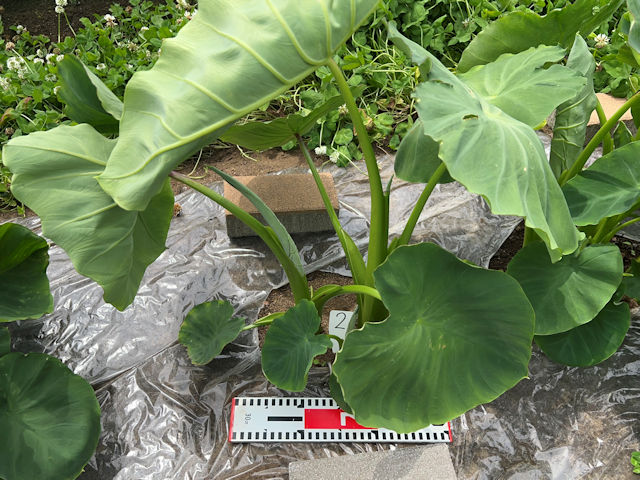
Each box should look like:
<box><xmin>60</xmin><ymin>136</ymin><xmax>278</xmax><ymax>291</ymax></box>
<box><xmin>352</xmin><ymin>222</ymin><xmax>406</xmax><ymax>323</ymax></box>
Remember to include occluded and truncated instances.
<box><xmin>229</xmin><ymin>397</ymin><xmax>452</xmax><ymax>443</ymax></box>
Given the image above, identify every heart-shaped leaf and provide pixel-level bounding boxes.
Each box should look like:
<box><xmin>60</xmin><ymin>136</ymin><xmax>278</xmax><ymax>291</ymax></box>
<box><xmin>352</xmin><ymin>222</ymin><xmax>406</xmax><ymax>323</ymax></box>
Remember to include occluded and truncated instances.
<box><xmin>535</xmin><ymin>301</ymin><xmax>630</xmax><ymax>366</ymax></box>
<box><xmin>550</xmin><ymin>35</ymin><xmax>597</xmax><ymax>178</ymax></box>
<box><xmin>0</xmin><ymin>353</ymin><xmax>101</xmax><ymax>480</ymax></box>
<box><xmin>508</xmin><ymin>243</ymin><xmax>623</xmax><ymax>335</ymax></box>
<box><xmin>458</xmin><ymin>0</ymin><xmax>625</xmax><ymax>72</ymax></box>
<box><xmin>562</xmin><ymin>142</ymin><xmax>640</xmax><ymax>225</ymax></box>
<box><xmin>409</xmin><ymin>42</ymin><xmax>582</xmax><ymax>259</ymax></box>
<box><xmin>0</xmin><ymin>223</ymin><xmax>53</xmax><ymax>322</ymax></box>
<box><xmin>3</xmin><ymin>124</ymin><xmax>174</xmax><ymax>310</ymax></box>
<box><xmin>97</xmin><ymin>0</ymin><xmax>379</xmax><ymax>210</ymax></box>
<box><xmin>178</xmin><ymin>300</ymin><xmax>244</xmax><ymax>365</ymax></box>
<box><xmin>459</xmin><ymin>45</ymin><xmax>585</xmax><ymax>129</ymax></box>
<box><xmin>57</xmin><ymin>55</ymin><xmax>123</xmax><ymax>134</ymax></box>
<box><xmin>262</xmin><ymin>300</ymin><xmax>332</xmax><ymax>392</ymax></box>
<box><xmin>333</xmin><ymin>243</ymin><xmax>534</xmax><ymax>432</ymax></box>
<box><xmin>0</xmin><ymin>327</ymin><xmax>9</xmax><ymax>357</ymax></box>
<box><xmin>394</xmin><ymin>121</ymin><xmax>453</xmax><ymax>184</ymax></box>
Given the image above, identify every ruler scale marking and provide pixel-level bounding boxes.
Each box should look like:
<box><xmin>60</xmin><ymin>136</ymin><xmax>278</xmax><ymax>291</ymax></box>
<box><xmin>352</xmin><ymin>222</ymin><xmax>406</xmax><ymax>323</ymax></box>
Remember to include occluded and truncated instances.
<box><xmin>229</xmin><ymin>397</ymin><xmax>452</xmax><ymax>444</ymax></box>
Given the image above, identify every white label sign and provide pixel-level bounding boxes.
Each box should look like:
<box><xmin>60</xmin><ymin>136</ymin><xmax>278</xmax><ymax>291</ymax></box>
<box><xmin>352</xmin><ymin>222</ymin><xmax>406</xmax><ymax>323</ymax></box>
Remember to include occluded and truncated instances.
<box><xmin>328</xmin><ymin>310</ymin><xmax>356</xmax><ymax>353</ymax></box>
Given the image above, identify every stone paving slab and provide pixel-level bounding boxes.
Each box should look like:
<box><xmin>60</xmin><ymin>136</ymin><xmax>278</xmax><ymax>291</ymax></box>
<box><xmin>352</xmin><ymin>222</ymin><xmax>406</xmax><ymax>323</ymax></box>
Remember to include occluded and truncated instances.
<box><xmin>289</xmin><ymin>444</ymin><xmax>457</xmax><ymax>480</ymax></box>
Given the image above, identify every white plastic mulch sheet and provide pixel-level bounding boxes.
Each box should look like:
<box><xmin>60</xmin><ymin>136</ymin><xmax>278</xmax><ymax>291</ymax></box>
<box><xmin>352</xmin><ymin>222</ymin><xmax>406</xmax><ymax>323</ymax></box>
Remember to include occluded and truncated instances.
<box><xmin>6</xmin><ymin>149</ymin><xmax>638</xmax><ymax>479</ymax></box>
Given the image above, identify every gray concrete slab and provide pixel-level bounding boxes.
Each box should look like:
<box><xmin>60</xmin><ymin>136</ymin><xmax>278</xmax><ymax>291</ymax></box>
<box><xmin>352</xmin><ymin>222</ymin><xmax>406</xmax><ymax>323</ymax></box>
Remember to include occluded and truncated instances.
<box><xmin>289</xmin><ymin>444</ymin><xmax>457</xmax><ymax>480</ymax></box>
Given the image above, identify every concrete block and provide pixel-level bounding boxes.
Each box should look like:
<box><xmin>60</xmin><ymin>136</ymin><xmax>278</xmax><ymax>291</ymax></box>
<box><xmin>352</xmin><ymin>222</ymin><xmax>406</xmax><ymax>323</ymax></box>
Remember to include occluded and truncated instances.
<box><xmin>224</xmin><ymin>173</ymin><xmax>339</xmax><ymax>238</ymax></box>
<box><xmin>289</xmin><ymin>444</ymin><xmax>457</xmax><ymax>480</ymax></box>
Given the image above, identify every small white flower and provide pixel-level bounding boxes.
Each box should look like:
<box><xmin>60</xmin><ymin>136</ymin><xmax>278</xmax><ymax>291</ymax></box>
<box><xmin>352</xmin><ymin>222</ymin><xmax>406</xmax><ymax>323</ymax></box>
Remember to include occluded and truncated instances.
<box><xmin>96</xmin><ymin>63</ymin><xmax>107</xmax><ymax>71</ymax></box>
<box><xmin>338</xmin><ymin>104</ymin><xmax>348</xmax><ymax>116</ymax></box>
<box><xmin>176</xmin><ymin>0</ymin><xmax>189</xmax><ymax>9</ymax></box>
<box><xmin>314</xmin><ymin>145</ymin><xmax>327</xmax><ymax>156</ymax></box>
<box><xmin>5</xmin><ymin>42</ymin><xmax>15</xmax><ymax>50</ymax></box>
<box><xmin>36</xmin><ymin>48</ymin><xmax>45</xmax><ymax>58</ymax></box>
<box><xmin>104</xmin><ymin>13</ymin><xmax>117</xmax><ymax>27</ymax></box>
<box><xmin>53</xmin><ymin>85</ymin><xmax>61</xmax><ymax>95</ymax></box>
<box><xmin>140</xmin><ymin>26</ymin><xmax>149</xmax><ymax>32</ymax></box>
<box><xmin>329</xmin><ymin>151</ymin><xmax>340</xmax><ymax>164</ymax></box>
<box><xmin>594</xmin><ymin>33</ymin><xmax>610</xmax><ymax>49</ymax></box>
<box><xmin>15</xmin><ymin>25</ymin><xmax>24</xmax><ymax>33</ymax></box>
<box><xmin>55</xmin><ymin>5</ymin><xmax>65</xmax><ymax>13</ymax></box>
<box><xmin>45</xmin><ymin>74</ymin><xmax>57</xmax><ymax>82</ymax></box>
<box><xmin>33</xmin><ymin>58</ymin><xmax>44</xmax><ymax>65</ymax></box>
<box><xmin>55</xmin><ymin>0</ymin><xmax>68</xmax><ymax>6</ymax></box>
<box><xmin>126</xmin><ymin>42</ymin><xmax>138</xmax><ymax>52</ymax></box>
<box><xmin>45</xmin><ymin>53</ymin><xmax>55</xmax><ymax>63</ymax></box>
<box><xmin>126</xmin><ymin>63</ymin><xmax>133</xmax><ymax>70</ymax></box>
<box><xmin>56</xmin><ymin>54</ymin><xmax>65</xmax><ymax>62</ymax></box>
<box><xmin>146</xmin><ymin>50</ymin><xmax>152</xmax><ymax>58</ymax></box>
<box><xmin>0</xmin><ymin>77</ymin><xmax>10</xmax><ymax>91</ymax></box>
<box><xmin>7</xmin><ymin>57</ymin><xmax>22</xmax><ymax>71</ymax></box>
<box><xmin>17</xmin><ymin>71</ymin><xmax>25</xmax><ymax>80</ymax></box>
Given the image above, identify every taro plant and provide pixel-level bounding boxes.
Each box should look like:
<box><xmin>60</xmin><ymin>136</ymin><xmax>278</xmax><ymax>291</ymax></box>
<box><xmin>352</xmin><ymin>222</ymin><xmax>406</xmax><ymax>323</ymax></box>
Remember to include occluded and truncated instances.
<box><xmin>1</xmin><ymin>0</ymin><xmax>634</xmax><ymax>433</ymax></box>
<box><xmin>0</xmin><ymin>223</ymin><xmax>101</xmax><ymax>480</ymax></box>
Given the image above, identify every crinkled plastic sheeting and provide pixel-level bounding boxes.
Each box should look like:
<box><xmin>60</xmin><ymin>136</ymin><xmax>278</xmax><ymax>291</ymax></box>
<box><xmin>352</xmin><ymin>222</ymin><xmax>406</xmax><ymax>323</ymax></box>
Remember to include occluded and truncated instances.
<box><xmin>6</xmin><ymin>145</ymin><xmax>638</xmax><ymax>479</ymax></box>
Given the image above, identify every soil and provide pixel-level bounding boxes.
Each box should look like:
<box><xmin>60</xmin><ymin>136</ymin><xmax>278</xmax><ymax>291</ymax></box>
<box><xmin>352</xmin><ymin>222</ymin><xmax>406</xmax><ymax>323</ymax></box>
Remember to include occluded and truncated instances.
<box><xmin>0</xmin><ymin>0</ymin><xmax>161</xmax><ymax>40</ymax></box>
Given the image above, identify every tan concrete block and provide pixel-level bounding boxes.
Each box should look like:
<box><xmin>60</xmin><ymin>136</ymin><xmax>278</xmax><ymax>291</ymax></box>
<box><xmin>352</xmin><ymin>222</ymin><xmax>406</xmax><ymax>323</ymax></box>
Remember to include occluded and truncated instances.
<box><xmin>585</xmin><ymin>93</ymin><xmax>636</xmax><ymax>142</ymax></box>
<box><xmin>224</xmin><ymin>173</ymin><xmax>339</xmax><ymax>238</ymax></box>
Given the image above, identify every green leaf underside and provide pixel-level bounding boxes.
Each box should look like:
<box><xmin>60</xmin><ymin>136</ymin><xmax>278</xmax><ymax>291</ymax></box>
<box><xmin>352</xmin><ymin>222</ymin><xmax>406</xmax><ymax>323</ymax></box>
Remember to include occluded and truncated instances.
<box><xmin>210</xmin><ymin>167</ymin><xmax>304</xmax><ymax>277</ymax></box>
<box><xmin>178</xmin><ymin>300</ymin><xmax>244</xmax><ymax>365</ymax></box>
<box><xmin>97</xmin><ymin>0</ymin><xmax>380</xmax><ymax>211</ymax></box>
<box><xmin>550</xmin><ymin>35</ymin><xmax>597</xmax><ymax>178</ymax></box>
<box><xmin>262</xmin><ymin>300</ymin><xmax>332</xmax><ymax>392</ymax></box>
<box><xmin>0</xmin><ymin>327</ymin><xmax>9</xmax><ymax>357</ymax></box>
<box><xmin>57</xmin><ymin>55</ymin><xmax>123</xmax><ymax>133</ymax></box>
<box><xmin>562</xmin><ymin>142</ymin><xmax>640</xmax><ymax>225</ymax></box>
<box><xmin>3</xmin><ymin>124</ymin><xmax>174</xmax><ymax>311</ymax></box>
<box><xmin>535</xmin><ymin>301</ymin><xmax>630</xmax><ymax>366</ymax></box>
<box><xmin>329</xmin><ymin>372</ymin><xmax>352</xmax><ymax>414</ymax></box>
<box><xmin>220</xmin><ymin>88</ymin><xmax>364</xmax><ymax>151</ymax></box>
<box><xmin>0</xmin><ymin>353</ymin><xmax>101</xmax><ymax>480</ymax></box>
<box><xmin>458</xmin><ymin>0</ymin><xmax>625</xmax><ymax>72</ymax></box>
<box><xmin>459</xmin><ymin>46</ymin><xmax>586</xmax><ymax>129</ymax></box>
<box><xmin>508</xmin><ymin>243</ymin><xmax>623</xmax><ymax>335</ymax></box>
<box><xmin>410</xmin><ymin>42</ymin><xmax>581</xmax><ymax>259</ymax></box>
<box><xmin>0</xmin><ymin>223</ymin><xmax>53</xmax><ymax>322</ymax></box>
<box><xmin>629</xmin><ymin>0</ymin><xmax>640</xmax><ymax>54</ymax></box>
<box><xmin>334</xmin><ymin>243</ymin><xmax>534</xmax><ymax>432</ymax></box>
<box><xmin>394</xmin><ymin>121</ymin><xmax>453</xmax><ymax>184</ymax></box>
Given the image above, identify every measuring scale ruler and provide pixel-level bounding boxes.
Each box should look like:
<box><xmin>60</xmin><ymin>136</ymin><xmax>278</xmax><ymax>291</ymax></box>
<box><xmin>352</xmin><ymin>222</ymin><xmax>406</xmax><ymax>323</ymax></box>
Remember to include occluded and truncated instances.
<box><xmin>229</xmin><ymin>397</ymin><xmax>452</xmax><ymax>443</ymax></box>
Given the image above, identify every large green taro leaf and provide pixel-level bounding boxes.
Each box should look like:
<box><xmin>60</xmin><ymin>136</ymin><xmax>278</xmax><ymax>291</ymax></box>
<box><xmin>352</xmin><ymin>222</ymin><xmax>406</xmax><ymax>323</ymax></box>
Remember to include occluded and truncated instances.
<box><xmin>0</xmin><ymin>223</ymin><xmax>53</xmax><ymax>322</ymax></box>
<box><xmin>0</xmin><ymin>353</ymin><xmax>101</xmax><ymax>480</ymax></box>
<box><xmin>178</xmin><ymin>300</ymin><xmax>244</xmax><ymax>365</ymax></box>
<box><xmin>507</xmin><ymin>243</ymin><xmax>623</xmax><ymax>335</ymax></box>
<box><xmin>3</xmin><ymin>124</ymin><xmax>174</xmax><ymax>311</ymax></box>
<box><xmin>333</xmin><ymin>243</ymin><xmax>534</xmax><ymax>432</ymax></box>
<box><xmin>411</xmin><ymin>45</ymin><xmax>582</xmax><ymax>259</ymax></box>
<box><xmin>535</xmin><ymin>301</ymin><xmax>630</xmax><ymax>366</ymax></box>
<box><xmin>550</xmin><ymin>35</ymin><xmax>597</xmax><ymax>179</ymax></box>
<box><xmin>262</xmin><ymin>300</ymin><xmax>332</xmax><ymax>392</ymax></box>
<box><xmin>97</xmin><ymin>0</ymin><xmax>380</xmax><ymax>211</ymax></box>
<box><xmin>57</xmin><ymin>55</ymin><xmax>123</xmax><ymax>134</ymax></box>
<box><xmin>458</xmin><ymin>0</ymin><xmax>625</xmax><ymax>72</ymax></box>
<box><xmin>562</xmin><ymin>142</ymin><xmax>640</xmax><ymax>226</ymax></box>
<box><xmin>459</xmin><ymin>45</ymin><xmax>585</xmax><ymax>129</ymax></box>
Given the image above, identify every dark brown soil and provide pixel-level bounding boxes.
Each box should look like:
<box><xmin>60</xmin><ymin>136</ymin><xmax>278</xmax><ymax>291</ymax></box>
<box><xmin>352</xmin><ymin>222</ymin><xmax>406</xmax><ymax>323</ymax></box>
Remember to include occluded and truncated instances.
<box><xmin>0</xmin><ymin>0</ymin><xmax>161</xmax><ymax>40</ymax></box>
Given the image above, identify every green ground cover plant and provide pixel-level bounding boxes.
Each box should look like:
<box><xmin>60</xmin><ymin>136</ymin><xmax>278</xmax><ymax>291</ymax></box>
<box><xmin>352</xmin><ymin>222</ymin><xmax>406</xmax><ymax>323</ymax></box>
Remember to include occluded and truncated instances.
<box><xmin>3</xmin><ymin>0</ymin><xmax>639</xmax><ymax>444</ymax></box>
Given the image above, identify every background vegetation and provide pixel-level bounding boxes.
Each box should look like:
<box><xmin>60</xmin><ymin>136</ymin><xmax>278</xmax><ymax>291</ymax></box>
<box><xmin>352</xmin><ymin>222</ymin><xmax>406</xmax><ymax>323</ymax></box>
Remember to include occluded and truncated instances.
<box><xmin>0</xmin><ymin>0</ymin><xmax>635</xmax><ymax>212</ymax></box>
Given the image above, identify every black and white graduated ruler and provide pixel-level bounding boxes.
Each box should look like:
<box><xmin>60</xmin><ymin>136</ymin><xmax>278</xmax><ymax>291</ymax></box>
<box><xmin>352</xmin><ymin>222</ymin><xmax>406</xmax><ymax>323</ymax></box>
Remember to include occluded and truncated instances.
<box><xmin>229</xmin><ymin>397</ymin><xmax>452</xmax><ymax>443</ymax></box>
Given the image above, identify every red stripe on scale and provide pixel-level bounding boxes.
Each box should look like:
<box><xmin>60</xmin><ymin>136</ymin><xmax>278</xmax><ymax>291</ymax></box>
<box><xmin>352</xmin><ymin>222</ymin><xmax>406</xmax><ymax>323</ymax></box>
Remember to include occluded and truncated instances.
<box><xmin>304</xmin><ymin>408</ymin><xmax>374</xmax><ymax>430</ymax></box>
